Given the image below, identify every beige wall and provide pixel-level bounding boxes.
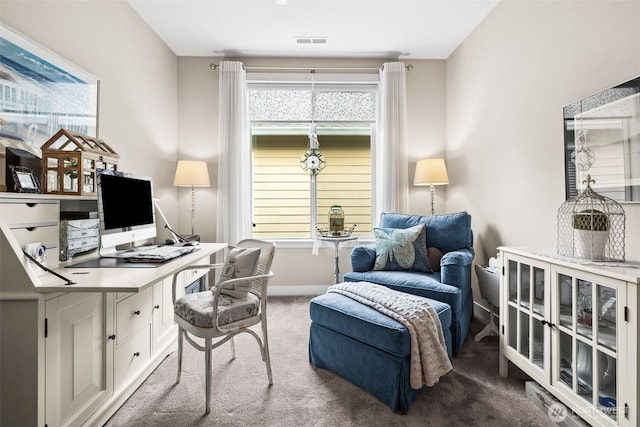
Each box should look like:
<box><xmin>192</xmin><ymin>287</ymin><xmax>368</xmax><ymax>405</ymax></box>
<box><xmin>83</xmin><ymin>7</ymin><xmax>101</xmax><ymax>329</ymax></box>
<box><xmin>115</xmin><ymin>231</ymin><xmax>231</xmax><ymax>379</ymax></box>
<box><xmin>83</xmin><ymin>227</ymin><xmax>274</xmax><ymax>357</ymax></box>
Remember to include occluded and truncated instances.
<box><xmin>2</xmin><ymin>0</ymin><xmax>181</xmax><ymax>227</ymax></box>
<box><xmin>446</xmin><ymin>0</ymin><xmax>640</xmax><ymax>273</ymax></box>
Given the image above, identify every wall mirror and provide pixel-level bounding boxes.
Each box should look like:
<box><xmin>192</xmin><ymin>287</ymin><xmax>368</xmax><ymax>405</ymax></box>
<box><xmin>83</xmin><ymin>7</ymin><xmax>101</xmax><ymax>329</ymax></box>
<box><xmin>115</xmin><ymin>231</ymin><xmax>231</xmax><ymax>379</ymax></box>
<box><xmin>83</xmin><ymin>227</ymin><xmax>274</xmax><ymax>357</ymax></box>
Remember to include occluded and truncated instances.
<box><xmin>563</xmin><ymin>76</ymin><xmax>640</xmax><ymax>202</ymax></box>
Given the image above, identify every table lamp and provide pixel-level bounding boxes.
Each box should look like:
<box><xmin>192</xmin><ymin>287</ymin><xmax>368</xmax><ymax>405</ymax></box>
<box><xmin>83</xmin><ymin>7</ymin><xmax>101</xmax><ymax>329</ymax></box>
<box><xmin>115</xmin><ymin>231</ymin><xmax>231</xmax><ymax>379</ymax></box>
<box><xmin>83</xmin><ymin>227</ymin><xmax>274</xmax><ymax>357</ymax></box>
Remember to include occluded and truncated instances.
<box><xmin>414</xmin><ymin>158</ymin><xmax>449</xmax><ymax>215</ymax></box>
<box><xmin>174</xmin><ymin>160</ymin><xmax>210</xmax><ymax>235</ymax></box>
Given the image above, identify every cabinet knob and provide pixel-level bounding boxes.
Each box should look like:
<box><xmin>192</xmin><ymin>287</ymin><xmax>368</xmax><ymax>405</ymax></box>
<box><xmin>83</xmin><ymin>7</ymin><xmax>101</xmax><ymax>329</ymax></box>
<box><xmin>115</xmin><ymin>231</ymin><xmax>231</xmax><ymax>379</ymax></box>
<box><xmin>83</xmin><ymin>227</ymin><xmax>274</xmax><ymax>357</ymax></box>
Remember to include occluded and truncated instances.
<box><xmin>133</xmin><ymin>310</ymin><xmax>141</xmax><ymax>315</ymax></box>
<box><xmin>133</xmin><ymin>352</ymin><xmax>140</xmax><ymax>357</ymax></box>
<box><xmin>108</xmin><ymin>334</ymin><xmax>116</xmax><ymax>340</ymax></box>
<box><xmin>153</xmin><ymin>304</ymin><xmax>160</xmax><ymax>310</ymax></box>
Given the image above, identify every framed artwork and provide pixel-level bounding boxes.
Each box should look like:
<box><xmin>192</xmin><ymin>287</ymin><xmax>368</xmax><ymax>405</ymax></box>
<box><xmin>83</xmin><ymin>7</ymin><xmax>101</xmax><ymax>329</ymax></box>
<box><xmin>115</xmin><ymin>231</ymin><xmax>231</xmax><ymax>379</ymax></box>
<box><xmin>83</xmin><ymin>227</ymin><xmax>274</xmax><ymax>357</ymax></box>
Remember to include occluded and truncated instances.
<box><xmin>10</xmin><ymin>165</ymin><xmax>40</xmax><ymax>193</ymax></box>
<box><xmin>0</xmin><ymin>23</ymin><xmax>99</xmax><ymax>156</ymax></box>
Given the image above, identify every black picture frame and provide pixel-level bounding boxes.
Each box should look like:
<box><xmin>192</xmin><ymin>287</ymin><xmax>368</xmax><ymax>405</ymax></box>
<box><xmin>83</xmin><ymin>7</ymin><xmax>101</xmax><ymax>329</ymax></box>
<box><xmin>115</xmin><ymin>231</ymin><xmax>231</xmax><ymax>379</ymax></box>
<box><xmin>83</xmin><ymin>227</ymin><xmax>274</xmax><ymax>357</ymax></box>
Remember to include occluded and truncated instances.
<box><xmin>10</xmin><ymin>166</ymin><xmax>40</xmax><ymax>193</ymax></box>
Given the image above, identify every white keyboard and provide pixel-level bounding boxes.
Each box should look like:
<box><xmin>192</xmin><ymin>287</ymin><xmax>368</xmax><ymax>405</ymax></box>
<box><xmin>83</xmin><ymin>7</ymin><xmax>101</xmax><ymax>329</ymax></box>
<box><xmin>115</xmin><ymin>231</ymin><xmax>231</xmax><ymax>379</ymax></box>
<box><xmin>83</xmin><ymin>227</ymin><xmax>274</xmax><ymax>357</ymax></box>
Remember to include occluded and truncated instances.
<box><xmin>123</xmin><ymin>245</ymin><xmax>195</xmax><ymax>262</ymax></box>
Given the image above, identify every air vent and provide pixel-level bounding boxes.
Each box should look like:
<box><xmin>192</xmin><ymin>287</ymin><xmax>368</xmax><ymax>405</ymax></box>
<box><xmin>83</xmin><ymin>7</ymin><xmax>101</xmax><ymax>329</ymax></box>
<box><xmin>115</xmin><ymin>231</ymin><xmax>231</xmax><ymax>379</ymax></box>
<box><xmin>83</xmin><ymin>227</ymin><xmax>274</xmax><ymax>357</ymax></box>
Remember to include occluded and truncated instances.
<box><xmin>295</xmin><ymin>37</ymin><xmax>328</xmax><ymax>45</ymax></box>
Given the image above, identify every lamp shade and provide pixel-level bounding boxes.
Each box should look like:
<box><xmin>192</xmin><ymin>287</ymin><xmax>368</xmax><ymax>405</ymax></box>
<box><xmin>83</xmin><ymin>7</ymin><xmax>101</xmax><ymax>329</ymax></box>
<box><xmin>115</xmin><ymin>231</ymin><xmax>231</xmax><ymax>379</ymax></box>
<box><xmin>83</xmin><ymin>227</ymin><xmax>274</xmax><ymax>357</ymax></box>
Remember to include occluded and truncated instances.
<box><xmin>173</xmin><ymin>160</ymin><xmax>211</xmax><ymax>187</ymax></box>
<box><xmin>414</xmin><ymin>158</ymin><xmax>449</xmax><ymax>186</ymax></box>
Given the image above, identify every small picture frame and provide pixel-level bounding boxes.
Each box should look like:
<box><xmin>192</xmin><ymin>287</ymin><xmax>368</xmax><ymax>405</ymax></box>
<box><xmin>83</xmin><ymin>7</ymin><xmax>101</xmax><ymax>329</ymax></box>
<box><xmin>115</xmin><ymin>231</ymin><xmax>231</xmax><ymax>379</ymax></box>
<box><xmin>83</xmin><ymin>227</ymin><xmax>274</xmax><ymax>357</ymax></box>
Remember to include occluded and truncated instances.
<box><xmin>10</xmin><ymin>165</ymin><xmax>40</xmax><ymax>193</ymax></box>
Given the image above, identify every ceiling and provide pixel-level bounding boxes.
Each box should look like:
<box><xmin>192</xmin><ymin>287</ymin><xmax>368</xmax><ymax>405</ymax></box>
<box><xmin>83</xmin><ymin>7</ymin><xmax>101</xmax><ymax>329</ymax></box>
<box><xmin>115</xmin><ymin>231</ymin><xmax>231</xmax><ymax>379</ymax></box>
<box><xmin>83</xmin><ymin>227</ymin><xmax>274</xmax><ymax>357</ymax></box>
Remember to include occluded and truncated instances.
<box><xmin>128</xmin><ymin>0</ymin><xmax>499</xmax><ymax>59</ymax></box>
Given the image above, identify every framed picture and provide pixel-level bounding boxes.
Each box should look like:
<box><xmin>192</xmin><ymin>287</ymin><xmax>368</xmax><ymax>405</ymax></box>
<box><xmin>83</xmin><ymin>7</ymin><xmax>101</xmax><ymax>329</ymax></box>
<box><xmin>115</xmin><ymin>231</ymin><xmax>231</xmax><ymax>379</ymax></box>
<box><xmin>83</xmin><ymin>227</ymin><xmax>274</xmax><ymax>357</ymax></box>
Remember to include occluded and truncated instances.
<box><xmin>10</xmin><ymin>165</ymin><xmax>40</xmax><ymax>193</ymax></box>
<box><xmin>0</xmin><ymin>23</ymin><xmax>99</xmax><ymax>155</ymax></box>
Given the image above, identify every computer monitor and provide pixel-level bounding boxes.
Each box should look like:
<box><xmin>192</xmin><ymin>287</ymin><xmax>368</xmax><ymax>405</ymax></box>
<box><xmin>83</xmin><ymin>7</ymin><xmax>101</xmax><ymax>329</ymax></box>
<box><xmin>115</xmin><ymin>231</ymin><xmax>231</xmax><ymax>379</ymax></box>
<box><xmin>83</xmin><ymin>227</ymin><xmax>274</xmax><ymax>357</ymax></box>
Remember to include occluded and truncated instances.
<box><xmin>97</xmin><ymin>170</ymin><xmax>156</xmax><ymax>256</ymax></box>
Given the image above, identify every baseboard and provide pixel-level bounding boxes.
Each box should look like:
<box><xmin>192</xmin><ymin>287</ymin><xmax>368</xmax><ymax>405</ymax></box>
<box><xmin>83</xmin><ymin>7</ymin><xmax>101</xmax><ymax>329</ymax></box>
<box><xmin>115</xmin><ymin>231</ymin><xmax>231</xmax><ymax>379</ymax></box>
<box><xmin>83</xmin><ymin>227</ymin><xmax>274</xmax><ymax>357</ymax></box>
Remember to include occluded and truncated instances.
<box><xmin>268</xmin><ymin>285</ymin><xmax>328</xmax><ymax>297</ymax></box>
<box><xmin>473</xmin><ymin>301</ymin><xmax>499</xmax><ymax>324</ymax></box>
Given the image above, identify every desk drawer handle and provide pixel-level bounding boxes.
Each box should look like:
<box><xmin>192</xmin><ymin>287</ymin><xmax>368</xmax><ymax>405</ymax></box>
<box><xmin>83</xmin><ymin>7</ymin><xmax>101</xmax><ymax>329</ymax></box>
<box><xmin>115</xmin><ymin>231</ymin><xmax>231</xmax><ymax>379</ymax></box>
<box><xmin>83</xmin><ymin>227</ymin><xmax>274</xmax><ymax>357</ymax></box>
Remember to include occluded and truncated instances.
<box><xmin>153</xmin><ymin>304</ymin><xmax>160</xmax><ymax>310</ymax></box>
<box><xmin>108</xmin><ymin>334</ymin><xmax>116</xmax><ymax>340</ymax></box>
<box><xmin>133</xmin><ymin>352</ymin><xmax>140</xmax><ymax>357</ymax></box>
<box><xmin>133</xmin><ymin>310</ymin><xmax>141</xmax><ymax>315</ymax></box>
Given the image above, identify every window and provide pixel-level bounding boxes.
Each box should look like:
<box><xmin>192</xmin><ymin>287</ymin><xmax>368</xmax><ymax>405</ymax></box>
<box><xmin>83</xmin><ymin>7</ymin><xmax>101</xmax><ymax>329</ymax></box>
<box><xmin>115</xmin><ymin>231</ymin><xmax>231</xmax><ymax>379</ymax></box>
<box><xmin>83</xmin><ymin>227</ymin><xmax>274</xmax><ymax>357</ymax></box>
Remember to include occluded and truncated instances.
<box><xmin>248</xmin><ymin>79</ymin><xmax>377</xmax><ymax>238</ymax></box>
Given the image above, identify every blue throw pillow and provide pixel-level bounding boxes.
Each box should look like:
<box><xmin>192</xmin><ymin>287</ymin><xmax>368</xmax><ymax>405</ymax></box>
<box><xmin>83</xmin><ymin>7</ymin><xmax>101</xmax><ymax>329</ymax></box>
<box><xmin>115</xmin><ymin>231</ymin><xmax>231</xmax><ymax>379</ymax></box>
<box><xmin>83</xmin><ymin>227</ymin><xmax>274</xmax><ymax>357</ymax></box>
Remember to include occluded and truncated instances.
<box><xmin>373</xmin><ymin>224</ymin><xmax>432</xmax><ymax>273</ymax></box>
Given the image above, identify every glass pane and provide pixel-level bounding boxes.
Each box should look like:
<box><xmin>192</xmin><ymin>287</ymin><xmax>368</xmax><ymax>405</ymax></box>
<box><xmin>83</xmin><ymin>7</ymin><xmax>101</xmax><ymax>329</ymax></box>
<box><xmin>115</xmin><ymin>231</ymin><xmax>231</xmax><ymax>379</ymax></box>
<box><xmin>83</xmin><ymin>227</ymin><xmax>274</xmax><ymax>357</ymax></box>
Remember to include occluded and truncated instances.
<box><xmin>83</xmin><ymin>172</ymin><xmax>94</xmax><ymax>193</ymax></box>
<box><xmin>559</xmin><ymin>331</ymin><xmax>573</xmax><ymax>388</ymax></box>
<box><xmin>315</xmin><ymin>135</ymin><xmax>371</xmax><ymax>235</ymax></box>
<box><xmin>249</xmin><ymin>85</ymin><xmax>377</xmax><ymax>122</ymax></box>
<box><xmin>519</xmin><ymin>311</ymin><xmax>530</xmax><ymax>359</ymax></box>
<box><xmin>597</xmin><ymin>284</ymin><xmax>617</xmax><ymax>351</ymax></box>
<box><xmin>46</xmin><ymin>170</ymin><xmax>59</xmax><ymax>192</ymax></box>
<box><xmin>251</xmin><ymin>130</ymin><xmax>372</xmax><ymax>238</ymax></box>
<box><xmin>83</xmin><ymin>158</ymin><xmax>94</xmax><ymax>169</ymax></box>
<box><xmin>577</xmin><ymin>279</ymin><xmax>593</xmax><ymax>340</ymax></box>
<box><xmin>508</xmin><ymin>260</ymin><xmax>517</xmax><ymax>303</ymax></box>
<box><xmin>63</xmin><ymin>170</ymin><xmax>78</xmax><ymax>192</ymax></box>
<box><xmin>508</xmin><ymin>305</ymin><xmax>517</xmax><ymax>350</ymax></box>
<box><xmin>47</xmin><ymin>157</ymin><xmax>58</xmax><ymax>168</ymax></box>
<box><xmin>532</xmin><ymin>318</ymin><xmax>544</xmax><ymax>369</ymax></box>
<box><xmin>96</xmin><ymin>160</ymin><xmax>106</xmax><ymax>170</ymax></box>
<box><xmin>63</xmin><ymin>157</ymin><xmax>78</xmax><ymax>168</ymax></box>
<box><xmin>532</xmin><ymin>267</ymin><xmax>545</xmax><ymax>315</ymax></box>
<box><xmin>577</xmin><ymin>341</ymin><xmax>594</xmax><ymax>403</ymax></box>
<box><xmin>597</xmin><ymin>350</ymin><xmax>617</xmax><ymax>420</ymax></box>
<box><xmin>520</xmin><ymin>264</ymin><xmax>531</xmax><ymax>308</ymax></box>
<box><xmin>559</xmin><ymin>274</ymin><xmax>573</xmax><ymax>329</ymax></box>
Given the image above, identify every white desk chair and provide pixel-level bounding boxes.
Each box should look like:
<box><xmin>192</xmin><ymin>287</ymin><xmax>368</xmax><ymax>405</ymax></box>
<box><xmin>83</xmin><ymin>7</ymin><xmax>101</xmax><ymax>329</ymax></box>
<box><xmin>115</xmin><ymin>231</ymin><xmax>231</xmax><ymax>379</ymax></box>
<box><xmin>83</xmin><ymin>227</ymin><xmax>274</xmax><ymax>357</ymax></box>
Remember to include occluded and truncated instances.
<box><xmin>474</xmin><ymin>264</ymin><xmax>500</xmax><ymax>341</ymax></box>
<box><xmin>171</xmin><ymin>239</ymin><xmax>275</xmax><ymax>414</ymax></box>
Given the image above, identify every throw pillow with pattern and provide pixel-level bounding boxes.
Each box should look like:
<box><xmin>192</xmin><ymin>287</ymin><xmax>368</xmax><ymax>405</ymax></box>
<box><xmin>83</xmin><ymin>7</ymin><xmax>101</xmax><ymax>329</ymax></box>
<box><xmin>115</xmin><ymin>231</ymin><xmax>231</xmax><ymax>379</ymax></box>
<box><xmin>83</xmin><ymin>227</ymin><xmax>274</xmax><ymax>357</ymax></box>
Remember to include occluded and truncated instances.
<box><xmin>217</xmin><ymin>246</ymin><xmax>261</xmax><ymax>299</ymax></box>
<box><xmin>373</xmin><ymin>224</ymin><xmax>432</xmax><ymax>273</ymax></box>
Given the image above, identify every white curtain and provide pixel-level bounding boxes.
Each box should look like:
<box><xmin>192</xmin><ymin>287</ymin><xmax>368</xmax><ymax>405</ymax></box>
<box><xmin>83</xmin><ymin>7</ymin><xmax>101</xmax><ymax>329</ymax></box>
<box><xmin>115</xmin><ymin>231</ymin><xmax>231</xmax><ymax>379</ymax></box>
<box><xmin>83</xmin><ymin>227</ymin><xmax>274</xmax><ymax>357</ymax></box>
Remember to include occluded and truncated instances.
<box><xmin>374</xmin><ymin>62</ymin><xmax>409</xmax><ymax>221</ymax></box>
<box><xmin>216</xmin><ymin>61</ymin><xmax>252</xmax><ymax>244</ymax></box>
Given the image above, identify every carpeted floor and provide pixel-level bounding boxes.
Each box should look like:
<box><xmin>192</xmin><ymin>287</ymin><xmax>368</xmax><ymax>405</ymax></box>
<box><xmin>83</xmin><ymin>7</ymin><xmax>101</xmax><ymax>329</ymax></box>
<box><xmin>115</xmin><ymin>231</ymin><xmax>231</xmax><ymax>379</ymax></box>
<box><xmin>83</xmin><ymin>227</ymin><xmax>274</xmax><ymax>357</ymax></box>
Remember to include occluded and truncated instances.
<box><xmin>104</xmin><ymin>296</ymin><xmax>555</xmax><ymax>427</ymax></box>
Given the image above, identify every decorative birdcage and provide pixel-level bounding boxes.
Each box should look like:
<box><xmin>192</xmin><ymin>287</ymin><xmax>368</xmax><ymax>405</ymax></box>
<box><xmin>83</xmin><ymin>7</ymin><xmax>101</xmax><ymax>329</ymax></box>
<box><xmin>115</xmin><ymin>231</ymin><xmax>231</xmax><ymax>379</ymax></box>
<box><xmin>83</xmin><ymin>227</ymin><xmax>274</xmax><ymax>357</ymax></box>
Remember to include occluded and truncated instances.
<box><xmin>40</xmin><ymin>129</ymin><xmax>119</xmax><ymax>196</ymax></box>
<box><xmin>557</xmin><ymin>175</ymin><xmax>625</xmax><ymax>261</ymax></box>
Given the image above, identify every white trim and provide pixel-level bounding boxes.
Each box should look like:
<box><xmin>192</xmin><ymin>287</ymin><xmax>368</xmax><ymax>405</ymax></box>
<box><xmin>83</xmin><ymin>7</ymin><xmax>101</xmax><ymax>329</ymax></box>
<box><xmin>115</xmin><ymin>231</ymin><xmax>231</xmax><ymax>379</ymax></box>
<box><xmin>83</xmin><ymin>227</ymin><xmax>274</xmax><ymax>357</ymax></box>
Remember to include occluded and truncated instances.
<box><xmin>473</xmin><ymin>301</ymin><xmax>499</xmax><ymax>324</ymax></box>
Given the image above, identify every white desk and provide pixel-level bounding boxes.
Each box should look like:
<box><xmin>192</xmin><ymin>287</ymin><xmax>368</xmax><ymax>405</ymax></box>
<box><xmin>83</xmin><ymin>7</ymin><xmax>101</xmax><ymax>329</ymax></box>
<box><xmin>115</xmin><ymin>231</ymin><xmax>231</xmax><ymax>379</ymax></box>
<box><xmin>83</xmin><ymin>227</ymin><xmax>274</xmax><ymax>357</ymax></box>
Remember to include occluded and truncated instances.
<box><xmin>1</xmin><ymin>203</ymin><xmax>226</xmax><ymax>427</ymax></box>
<box><xmin>35</xmin><ymin>243</ymin><xmax>226</xmax><ymax>293</ymax></box>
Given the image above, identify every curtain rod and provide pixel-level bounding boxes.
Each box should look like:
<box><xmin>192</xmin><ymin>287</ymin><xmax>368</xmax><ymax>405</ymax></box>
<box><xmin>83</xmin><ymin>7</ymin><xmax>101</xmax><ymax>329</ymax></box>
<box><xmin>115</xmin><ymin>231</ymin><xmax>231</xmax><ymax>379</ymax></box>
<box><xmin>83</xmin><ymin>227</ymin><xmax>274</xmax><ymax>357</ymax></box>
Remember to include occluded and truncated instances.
<box><xmin>209</xmin><ymin>63</ymin><xmax>413</xmax><ymax>72</ymax></box>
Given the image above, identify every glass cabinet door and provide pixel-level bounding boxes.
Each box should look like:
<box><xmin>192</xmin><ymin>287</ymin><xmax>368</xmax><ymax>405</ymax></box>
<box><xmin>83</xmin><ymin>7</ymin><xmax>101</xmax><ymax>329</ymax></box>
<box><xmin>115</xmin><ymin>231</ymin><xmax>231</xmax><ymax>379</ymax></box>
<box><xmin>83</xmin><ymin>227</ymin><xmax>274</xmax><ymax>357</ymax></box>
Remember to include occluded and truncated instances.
<box><xmin>553</xmin><ymin>269</ymin><xmax>623</xmax><ymax>423</ymax></box>
<box><xmin>505</xmin><ymin>256</ymin><xmax>549</xmax><ymax>374</ymax></box>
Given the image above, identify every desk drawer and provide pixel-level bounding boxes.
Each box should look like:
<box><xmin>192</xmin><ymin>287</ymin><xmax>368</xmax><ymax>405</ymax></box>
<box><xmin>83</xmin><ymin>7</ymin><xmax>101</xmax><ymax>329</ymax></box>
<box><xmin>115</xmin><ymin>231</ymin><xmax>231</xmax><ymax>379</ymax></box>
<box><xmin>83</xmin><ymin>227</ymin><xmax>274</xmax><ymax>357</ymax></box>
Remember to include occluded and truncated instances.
<box><xmin>0</xmin><ymin>200</ymin><xmax>59</xmax><ymax>226</ymax></box>
<box><xmin>12</xmin><ymin>224</ymin><xmax>59</xmax><ymax>249</ymax></box>
<box><xmin>114</xmin><ymin>325</ymin><xmax>151</xmax><ymax>390</ymax></box>
<box><xmin>116</xmin><ymin>287</ymin><xmax>151</xmax><ymax>345</ymax></box>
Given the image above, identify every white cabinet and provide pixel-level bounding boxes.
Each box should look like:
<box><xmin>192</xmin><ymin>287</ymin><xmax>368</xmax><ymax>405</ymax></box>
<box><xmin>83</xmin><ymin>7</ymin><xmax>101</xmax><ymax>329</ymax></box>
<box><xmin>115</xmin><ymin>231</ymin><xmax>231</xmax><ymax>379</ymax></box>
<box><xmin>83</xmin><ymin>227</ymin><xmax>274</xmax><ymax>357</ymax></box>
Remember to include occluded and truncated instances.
<box><xmin>499</xmin><ymin>247</ymin><xmax>639</xmax><ymax>427</ymax></box>
<box><xmin>45</xmin><ymin>292</ymin><xmax>114</xmax><ymax>427</ymax></box>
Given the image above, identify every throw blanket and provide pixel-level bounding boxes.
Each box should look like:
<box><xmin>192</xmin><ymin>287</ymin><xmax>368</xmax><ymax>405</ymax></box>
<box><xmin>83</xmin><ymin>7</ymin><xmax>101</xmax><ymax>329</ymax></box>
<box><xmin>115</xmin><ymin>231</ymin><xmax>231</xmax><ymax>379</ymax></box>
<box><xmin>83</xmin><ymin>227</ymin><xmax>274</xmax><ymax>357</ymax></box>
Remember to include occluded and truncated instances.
<box><xmin>327</xmin><ymin>282</ymin><xmax>452</xmax><ymax>389</ymax></box>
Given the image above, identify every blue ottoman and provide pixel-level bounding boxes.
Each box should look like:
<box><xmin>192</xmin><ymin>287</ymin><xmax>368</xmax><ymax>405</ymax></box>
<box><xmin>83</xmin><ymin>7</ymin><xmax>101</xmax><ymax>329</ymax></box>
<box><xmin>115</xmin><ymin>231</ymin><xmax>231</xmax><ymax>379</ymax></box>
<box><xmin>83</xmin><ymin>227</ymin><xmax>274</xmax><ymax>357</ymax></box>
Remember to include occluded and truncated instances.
<box><xmin>308</xmin><ymin>291</ymin><xmax>452</xmax><ymax>413</ymax></box>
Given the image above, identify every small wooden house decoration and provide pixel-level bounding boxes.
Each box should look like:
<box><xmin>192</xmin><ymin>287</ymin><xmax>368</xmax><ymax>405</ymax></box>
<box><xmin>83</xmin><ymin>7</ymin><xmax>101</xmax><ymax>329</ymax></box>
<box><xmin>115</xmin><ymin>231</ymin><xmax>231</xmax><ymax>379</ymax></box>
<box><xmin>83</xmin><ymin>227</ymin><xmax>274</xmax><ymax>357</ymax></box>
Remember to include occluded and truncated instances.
<box><xmin>40</xmin><ymin>129</ymin><xmax>119</xmax><ymax>196</ymax></box>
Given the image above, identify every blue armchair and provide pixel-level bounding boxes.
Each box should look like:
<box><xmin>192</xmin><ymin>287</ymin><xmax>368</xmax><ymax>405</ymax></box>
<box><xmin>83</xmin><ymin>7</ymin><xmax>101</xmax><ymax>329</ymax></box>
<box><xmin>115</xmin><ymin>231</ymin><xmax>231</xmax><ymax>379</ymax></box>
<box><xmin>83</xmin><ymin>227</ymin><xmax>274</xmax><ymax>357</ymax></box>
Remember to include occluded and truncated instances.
<box><xmin>343</xmin><ymin>211</ymin><xmax>474</xmax><ymax>356</ymax></box>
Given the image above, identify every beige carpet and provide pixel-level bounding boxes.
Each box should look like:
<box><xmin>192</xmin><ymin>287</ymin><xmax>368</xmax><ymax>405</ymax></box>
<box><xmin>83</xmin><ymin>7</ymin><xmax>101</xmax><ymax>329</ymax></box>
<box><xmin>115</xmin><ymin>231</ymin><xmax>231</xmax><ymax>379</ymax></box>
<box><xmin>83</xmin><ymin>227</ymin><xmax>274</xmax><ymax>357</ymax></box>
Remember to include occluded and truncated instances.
<box><xmin>104</xmin><ymin>296</ymin><xmax>555</xmax><ymax>427</ymax></box>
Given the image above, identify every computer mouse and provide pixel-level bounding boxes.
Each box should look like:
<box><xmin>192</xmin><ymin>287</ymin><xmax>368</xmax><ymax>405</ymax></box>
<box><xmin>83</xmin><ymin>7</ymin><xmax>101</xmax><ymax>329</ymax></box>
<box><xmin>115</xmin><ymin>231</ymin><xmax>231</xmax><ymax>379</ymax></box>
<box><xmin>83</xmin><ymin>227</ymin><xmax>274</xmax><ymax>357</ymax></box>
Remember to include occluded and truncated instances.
<box><xmin>164</xmin><ymin>239</ymin><xmax>176</xmax><ymax>245</ymax></box>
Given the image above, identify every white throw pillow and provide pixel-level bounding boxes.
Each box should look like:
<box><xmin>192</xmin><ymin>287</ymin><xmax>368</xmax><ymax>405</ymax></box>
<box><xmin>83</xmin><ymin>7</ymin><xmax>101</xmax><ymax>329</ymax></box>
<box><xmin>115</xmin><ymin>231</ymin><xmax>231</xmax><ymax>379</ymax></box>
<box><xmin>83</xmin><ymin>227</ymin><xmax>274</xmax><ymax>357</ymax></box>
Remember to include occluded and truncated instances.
<box><xmin>216</xmin><ymin>247</ymin><xmax>261</xmax><ymax>299</ymax></box>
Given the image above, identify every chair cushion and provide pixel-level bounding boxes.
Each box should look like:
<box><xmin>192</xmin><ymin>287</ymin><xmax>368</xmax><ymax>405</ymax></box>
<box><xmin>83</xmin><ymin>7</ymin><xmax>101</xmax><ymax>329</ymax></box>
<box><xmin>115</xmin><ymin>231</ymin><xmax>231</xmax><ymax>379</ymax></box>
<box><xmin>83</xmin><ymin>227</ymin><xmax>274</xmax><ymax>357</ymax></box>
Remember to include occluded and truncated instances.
<box><xmin>217</xmin><ymin>246</ymin><xmax>261</xmax><ymax>299</ymax></box>
<box><xmin>373</xmin><ymin>224</ymin><xmax>432</xmax><ymax>273</ymax></box>
<box><xmin>309</xmin><ymin>291</ymin><xmax>452</xmax><ymax>358</ymax></box>
<box><xmin>174</xmin><ymin>291</ymin><xmax>259</xmax><ymax>328</ymax></box>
